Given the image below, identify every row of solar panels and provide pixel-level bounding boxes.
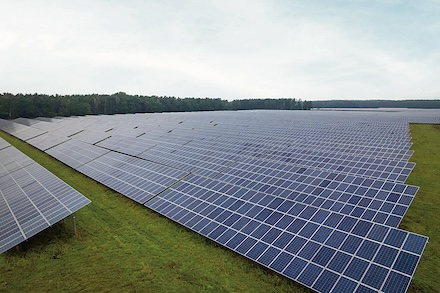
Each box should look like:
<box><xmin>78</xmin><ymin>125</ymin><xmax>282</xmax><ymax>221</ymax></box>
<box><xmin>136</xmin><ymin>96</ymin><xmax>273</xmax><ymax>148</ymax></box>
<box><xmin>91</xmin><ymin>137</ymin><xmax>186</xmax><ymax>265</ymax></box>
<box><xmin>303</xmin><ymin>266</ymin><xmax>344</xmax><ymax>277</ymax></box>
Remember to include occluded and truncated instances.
<box><xmin>1</xmin><ymin>109</ymin><xmax>437</xmax><ymax>293</ymax></box>
<box><xmin>0</xmin><ymin>138</ymin><xmax>90</xmax><ymax>254</ymax></box>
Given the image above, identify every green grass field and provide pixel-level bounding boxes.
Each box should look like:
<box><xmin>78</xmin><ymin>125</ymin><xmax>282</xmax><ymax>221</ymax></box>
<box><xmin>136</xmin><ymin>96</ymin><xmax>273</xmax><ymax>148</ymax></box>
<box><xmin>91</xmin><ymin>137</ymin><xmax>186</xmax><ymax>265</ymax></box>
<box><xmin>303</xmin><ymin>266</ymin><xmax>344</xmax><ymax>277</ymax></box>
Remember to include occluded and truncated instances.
<box><xmin>0</xmin><ymin>124</ymin><xmax>439</xmax><ymax>293</ymax></box>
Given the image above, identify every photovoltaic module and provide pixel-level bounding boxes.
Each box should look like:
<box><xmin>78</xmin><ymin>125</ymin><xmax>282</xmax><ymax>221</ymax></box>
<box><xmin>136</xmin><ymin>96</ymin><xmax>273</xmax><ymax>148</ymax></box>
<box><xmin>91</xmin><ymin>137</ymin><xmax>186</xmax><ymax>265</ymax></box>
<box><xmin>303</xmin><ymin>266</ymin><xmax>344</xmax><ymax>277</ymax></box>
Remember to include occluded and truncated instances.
<box><xmin>1</xmin><ymin>108</ymin><xmax>438</xmax><ymax>292</ymax></box>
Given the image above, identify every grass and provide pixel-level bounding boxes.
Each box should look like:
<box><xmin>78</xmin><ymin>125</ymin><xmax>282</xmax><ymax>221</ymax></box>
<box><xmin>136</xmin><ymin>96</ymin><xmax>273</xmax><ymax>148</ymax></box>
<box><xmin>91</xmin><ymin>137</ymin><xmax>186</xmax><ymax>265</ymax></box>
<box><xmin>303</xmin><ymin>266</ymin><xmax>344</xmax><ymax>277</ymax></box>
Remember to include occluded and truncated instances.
<box><xmin>0</xmin><ymin>130</ymin><xmax>307</xmax><ymax>292</ymax></box>
<box><xmin>401</xmin><ymin>124</ymin><xmax>440</xmax><ymax>293</ymax></box>
<box><xmin>0</xmin><ymin>124</ymin><xmax>439</xmax><ymax>293</ymax></box>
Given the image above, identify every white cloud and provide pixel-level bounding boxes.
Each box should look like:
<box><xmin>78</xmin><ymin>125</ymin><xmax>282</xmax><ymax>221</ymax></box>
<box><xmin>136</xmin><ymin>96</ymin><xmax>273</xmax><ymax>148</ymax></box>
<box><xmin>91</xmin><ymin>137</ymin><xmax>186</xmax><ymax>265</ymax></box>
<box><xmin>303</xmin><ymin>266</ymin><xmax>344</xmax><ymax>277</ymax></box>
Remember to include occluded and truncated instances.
<box><xmin>1</xmin><ymin>0</ymin><xmax>439</xmax><ymax>100</ymax></box>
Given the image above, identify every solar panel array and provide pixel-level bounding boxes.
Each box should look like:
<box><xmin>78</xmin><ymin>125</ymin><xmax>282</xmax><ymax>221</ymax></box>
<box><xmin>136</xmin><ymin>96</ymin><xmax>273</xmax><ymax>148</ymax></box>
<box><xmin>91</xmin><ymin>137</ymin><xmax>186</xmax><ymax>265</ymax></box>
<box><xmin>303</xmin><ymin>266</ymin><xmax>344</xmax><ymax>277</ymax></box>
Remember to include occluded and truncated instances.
<box><xmin>2</xmin><ymin>108</ymin><xmax>438</xmax><ymax>292</ymax></box>
<box><xmin>0</xmin><ymin>138</ymin><xmax>91</xmax><ymax>254</ymax></box>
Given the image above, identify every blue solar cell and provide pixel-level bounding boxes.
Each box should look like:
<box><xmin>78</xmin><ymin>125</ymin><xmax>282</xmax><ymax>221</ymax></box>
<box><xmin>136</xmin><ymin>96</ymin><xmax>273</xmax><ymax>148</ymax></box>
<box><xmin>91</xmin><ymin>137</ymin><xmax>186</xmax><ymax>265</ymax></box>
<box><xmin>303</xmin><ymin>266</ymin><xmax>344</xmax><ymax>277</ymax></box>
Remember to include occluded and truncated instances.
<box><xmin>399</xmin><ymin>195</ymin><xmax>413</xmax><ymax>205</ymax></box>
<box><xmin>270</xmin><ymin>251</ymin><xmax>292</xmax><ymax>272</ymax></box>
<box><xmin>258</xmin><ymin>246</ymin><xmax>280</xmax><ymax>266</ymax></box>
<box><xmin>337</xmin><ymin>217</ymin><xmax>357</xmax><ymax>232</ymax></box>
<box><xmin>246</xmin><ymin>241</ymin><xmax>269</xmax><ymax>259</ymax></box>
<box><xmin>403</xmin><ymin>234</ymin><xmax>427</xmax><ymax>254</ymax></box>
<box><xmin>216</xmin><ymin>228</ymin><xmax>235</xmax><ymax>244</ymax></box>
<box><xmin>380</xmin><ymin>201</ymin><xmax>394</xmax><ymax>212</ymax></box>
<box><xmin>405</xmin><ymin>186</ymin><xmax>418</xmax><ymax>196</ymax></box>
<box><xmin>278</xmin><ymin>200</ymin><xmax>294</xmax><ymax>212</ymax></box>
<box><xmin>236</xmin><ymin>202</ymin><xmax>253</xmax><ymax>214</ymax></box>
<box><xmin>236</xmin><ymin>237</ymin><xmax>258</xmax><ymax>254</ymax></box>
<box><xmin>283</xmin><ymin>257</ymin><xmax>307</xmax><ymax>279</ymax></box>
<box><xmin>340</xmin><ymin>235</ymin><xmax>363</xmax><ymax>254</ymax></box>
<box><xmin>352</xmin><ymin>220</ymin><xmax>373</xmax><ymax>237</ymax></box>
<box><xmin>303</xmin><ymin>194</ymin><xmax>316</xmax><ymax>204</ymax></box>
<box><xmin>327</xmin><ymin>250</ymin><xmax>351</xmax><ymax>273</ymax></box>
<box><xmin>226</xmin><ymin>232</ymin><xmax>246</xmax><ymax>249</ymax></box>
<box><xmin>222</xmin><ymin>213</ymin><xmax>240</xmax><ymax>226</ymax></box>
<box><xmin>340</xmin><ymin>204</ymin><xmax>355</xmax><ymax>214</ymax></box>
<box><xmin>261</xmin><ymin>228</ymin><xmax>282</xmax><ymax>244</ymax></box>
<box><xmin>208</xmin><ymin>225</ymin><xmax>227</xmax><ymax>239</ymax></box>
<box><xmin>365</xmin><ymin>188</ymin><xmax>378</xmax><ymax>198</ymax></box>
<box><xmin>393</xmin><ymin>251</ymin><xmax>419</xmax><ymax>275</ymax></box>
<box><xmin>356</xmin><ymin>240</ymin><xmax>380</xmax><ymax>261</ymax></box>
<box><xmin>333</xmin><ymin>277</ymin><xmax>357</xmax><ymax>292</ymax></box>
<box><xmin>290</xmin><ymin>203</ymin><xmax>307</xmax><ymax>216</ymax></box>
<box><xmin>299</xmin><ymin>222</ymin><xmax>319</xmax><ymax>238</ymax></box>
<box><xmin>382</xmin><ymin>182</ymin><xmax>394</xmax><ymax>191</ymax></box>
<box><xmin>285</xmin><ymin>236</ymin><xmax>307</xmax><ymax>254</ymax></box>
<box><xmin>312</xmin><ymin>246</ymin><xmax>336</xmax><ymax>266</ymax></box>
<box><xmin>312</xmin><ymin>269</ymin><xmax>339</xmax><ymax>293</ymax></box>
<box><xmin>268</xmin><ymin>197</ymin><xmax>284</xmax><ymax>209</ymax></box>
<box><xmin>356</xmin><ymin>284</ymin><xmax>377</xmax><ymax>293</ymax></box>
<box><xmin>297</xmin><ymin>263</ymin><xmax>323</xmax><ymax>286</ymax></box>
<box><xmin>275</xmin><ymin>215</ymin><xmax>294</xmax><ymax>229</ymax></box>
<box><xmin>325</xmin><ymin>230</ymin><xmax>347</xmax><ymax>249</ymax></box>
<box><xmin>344</xmin><ymin>257</ymin><xmax>369</xmax><ymax>281</ymax></box>
<box><xmin>368</xmin><ymin>199</ymin><xmax>382</xmax><ymax>209</ymax></box>
<box><xmin>350</xmin><ymin>207</ymin><xmax>364</xmax><ymax>217</ymax></box>
<box><xmin>323</xmin><ymin>213</ymin><xmax>343</xmax><ymax>228</ymax></box>
<box><xmin>362</xmin><ymin>264</ymin><xmax>389</xmax><ymax>289</ymax></box>
<box><xmin>240</xmin><ymin>220</ymin><xmax>259</xmax><ymax>234</ymax></box>
<box><xmin>273</xmin><ymin>232</ymin><xmax>294</xmax><ymax>249</ymax></box>
<box><xmin>385</xmin><ymin>215</ymin><xmax>401</xmax><ymax>227</ymax></box>
<box><xmin>311</xmin><ymin>226</ymin><xmax>332</xmax><ymax>243</ymax></box>
<box><xmin>348</xmin><ymin>195</ymin><xmax>361</xmax><ymax>204</ymax></box>
<box><xmin>367</xmin><ymin>224</ymin><xmax>389</xmax><ymax>242</ymax></box>
<box><xmin>200</xmin><ymin>221</ymin><xmax>219</xmax><ymax>235</ymax></box>
<box><xmin>374</xmin><ymin>246</ymin><xmax>399</xmax><ymax>267</ymax></box>
<box><xmin>286</xmin><ymin>218</ymin><xmax>307</xmax><ymax>234</ymax></box>
<box><xmin>382</xmin><ymin>271</ymin><xmax>411</xmax><ymax>293</ymax></box>
<box><xmin>386</xmin><ymin>192</ymin><xmax>400</xmax><ymax>203</ymax></box>
<box><xmin>230</xmin><ymin>217</ymin><xmax>249</xmax><ymax>231</ymax></box>
<box><xmin>265</xmin><ymin>211</ymin><xmax>283</xmax><ymax>225</ymax></box>
<box><xmin>298</xmin><ymin>241</ymin><xmax>320</xmax><ymax>260</ymax></box>
<box><xmin>384</xmin><ymin>229</ymin><xmax>407</xmax><ymax>248</ymax></box>
<box><xmin>216</xmin><ymin>210</ymin><xmax>233</xmax><ymax>223</ymax></box>
<box><xmin>255</xmin><ymin>208</ymin><xmax>272</xmax><ymax>221</ymax></box>
<box><xmin>246</xmin><ymin>205</ymin><xmax>264</xmax><ymax>218</ymax></box>
<box><xmin>377</xmin><ymin>190</ymin><xmax>388</xmax><ymax>200</ymax></box>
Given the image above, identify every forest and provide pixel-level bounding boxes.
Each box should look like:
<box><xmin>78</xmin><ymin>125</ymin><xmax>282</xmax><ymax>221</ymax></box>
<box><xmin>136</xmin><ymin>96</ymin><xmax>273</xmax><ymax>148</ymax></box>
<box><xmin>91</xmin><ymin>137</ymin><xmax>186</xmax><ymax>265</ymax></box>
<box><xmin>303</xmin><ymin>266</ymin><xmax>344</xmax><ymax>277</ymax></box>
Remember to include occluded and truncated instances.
<box><xmin>0</xmin><ymin>93</ymin><xmax>312</xmax><ymax>119</ymax></box>
<box><xmin>2</xmin><ymin>93</ymin><xmax>438</xmax><ymax>119</ymax></box>
<box><xmin>312</xmin><ymin>99</ymin><xmax>440</xmax><ymax>109</ymax></box>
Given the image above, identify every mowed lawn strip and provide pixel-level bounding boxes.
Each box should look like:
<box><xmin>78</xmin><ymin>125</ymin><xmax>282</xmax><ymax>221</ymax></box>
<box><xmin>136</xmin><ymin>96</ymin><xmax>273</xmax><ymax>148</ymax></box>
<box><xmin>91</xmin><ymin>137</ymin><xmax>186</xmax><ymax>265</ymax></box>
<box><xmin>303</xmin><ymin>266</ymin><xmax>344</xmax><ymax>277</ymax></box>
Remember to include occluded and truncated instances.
<box><xmin>402</xmin><ymin>124</ymin><xmax>440</xmax><ymax>293</ymax></box>
<box><xmin>0</xmin><ymin>130</ymin><xmax>307</xmax><ymax>293</ymax></box>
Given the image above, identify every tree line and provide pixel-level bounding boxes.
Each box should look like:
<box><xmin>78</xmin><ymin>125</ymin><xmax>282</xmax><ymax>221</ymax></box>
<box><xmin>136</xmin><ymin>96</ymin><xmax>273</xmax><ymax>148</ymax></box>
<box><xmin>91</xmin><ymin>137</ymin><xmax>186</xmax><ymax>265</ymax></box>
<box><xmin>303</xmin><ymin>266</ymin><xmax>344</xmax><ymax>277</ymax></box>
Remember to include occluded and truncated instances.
<box><xmin>312</xmin><ymin>99</ymin><xmax>440</xmax><ymax>109</ymax></box>
<box><xmin>0</xmin><ymin>93</ymin><xmax>312</xmax><ymax>119</ymax></box>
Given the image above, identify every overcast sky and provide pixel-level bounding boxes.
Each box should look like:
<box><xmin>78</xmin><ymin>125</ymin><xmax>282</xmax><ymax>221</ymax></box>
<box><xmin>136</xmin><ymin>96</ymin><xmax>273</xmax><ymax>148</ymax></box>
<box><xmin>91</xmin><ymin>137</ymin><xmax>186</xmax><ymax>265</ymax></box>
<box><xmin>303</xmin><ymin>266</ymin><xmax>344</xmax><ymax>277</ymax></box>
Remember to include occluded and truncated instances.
<box><xmin>1</xmin><ymin>0</ymin><xmax>439</xmax><ymax>100</ymax></box>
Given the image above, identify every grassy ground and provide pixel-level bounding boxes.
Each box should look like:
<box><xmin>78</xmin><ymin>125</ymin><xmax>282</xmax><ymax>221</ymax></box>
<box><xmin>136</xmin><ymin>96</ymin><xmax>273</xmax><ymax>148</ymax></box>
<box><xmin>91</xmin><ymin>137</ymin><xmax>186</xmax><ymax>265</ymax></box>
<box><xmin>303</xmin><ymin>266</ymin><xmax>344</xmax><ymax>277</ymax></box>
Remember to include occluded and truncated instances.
<box><xmin>0</xmin><ymin>130</ymin><xmax>308</xmax><ymax>292</ymax></box>
<box><xmin>401</xmin><ymin>124</ymin><xmax>440</xmax><ymax>293</ymax></box>
<box><xmin>0</xmin><ymin>124</ymin><xmax>439</xmax><ymax>293</ymax></box>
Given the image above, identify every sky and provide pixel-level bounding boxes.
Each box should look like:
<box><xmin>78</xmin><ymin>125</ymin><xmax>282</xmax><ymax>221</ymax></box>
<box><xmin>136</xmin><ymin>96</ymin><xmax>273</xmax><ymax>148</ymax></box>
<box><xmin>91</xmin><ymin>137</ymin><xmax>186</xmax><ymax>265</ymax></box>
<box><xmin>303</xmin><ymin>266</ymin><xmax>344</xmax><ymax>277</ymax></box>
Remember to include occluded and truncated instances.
<box><xmin>1</xmin><ymin>0</ymin><xmax>440</xmax><ymax>101</ymax></box>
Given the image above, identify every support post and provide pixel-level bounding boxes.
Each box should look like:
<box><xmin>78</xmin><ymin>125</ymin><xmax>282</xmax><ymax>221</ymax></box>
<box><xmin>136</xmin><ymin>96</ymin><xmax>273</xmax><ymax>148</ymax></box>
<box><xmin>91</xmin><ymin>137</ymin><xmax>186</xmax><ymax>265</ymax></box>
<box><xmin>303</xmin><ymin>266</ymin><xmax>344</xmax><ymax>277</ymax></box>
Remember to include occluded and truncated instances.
<box><xmin>73</xmin><ymin>215</ymin><xmax>77</xmax><ymax>237</ymax></box>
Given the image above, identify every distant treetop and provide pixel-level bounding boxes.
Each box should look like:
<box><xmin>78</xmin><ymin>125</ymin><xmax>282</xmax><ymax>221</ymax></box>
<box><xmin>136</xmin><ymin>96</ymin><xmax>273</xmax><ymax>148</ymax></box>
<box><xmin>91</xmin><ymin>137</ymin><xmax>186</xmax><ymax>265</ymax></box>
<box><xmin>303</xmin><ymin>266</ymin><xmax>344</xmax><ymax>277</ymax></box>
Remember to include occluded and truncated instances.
<box><xmin>312</xmin><ymin>99</ymin><xmax>440</xmax><ymax>109</ymax></box>
<box><xmin>0</xmin><ymin>93</ymin><xmax>311</xmax><ymax>119</ymax></box>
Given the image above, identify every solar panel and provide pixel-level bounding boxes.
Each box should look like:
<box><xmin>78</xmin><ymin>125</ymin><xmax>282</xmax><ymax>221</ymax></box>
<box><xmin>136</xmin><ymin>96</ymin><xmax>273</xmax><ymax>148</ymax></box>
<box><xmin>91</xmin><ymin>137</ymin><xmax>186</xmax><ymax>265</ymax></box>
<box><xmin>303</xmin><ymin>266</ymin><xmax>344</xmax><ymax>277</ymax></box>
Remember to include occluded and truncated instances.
<box><xmin>0</xmin><ymin>120</ymin><xmax>33</xmax><ymax>135</ymax></box>
<box><xmin>96</xmin><ymin>135</ymin><xmax>156</xmax><ymax>156</ymax></box>
<box><xmin>46</xmin><ymin>139</ymin><xmax>111</xmax><ymax>169</ymax></box>
<box><xmin>77</xmin><ymin>152</ymin><xmax>189</xmax><ymax>204</ymax></box>
<box><xmin>26</xmin><ymin>133</ymin><xmax>71</xmax><ymax>151</ymax></box>
<box><xmin>0</xmin><ymin>109</ymin><xmax>437</xmax><ymax>292</ymax></box>
<box><xmin>0</xmin><ymin>139</ymin><xmax>91</xmax><ymax>254</ymax></box>
<box><xmin>0</xmin><ymin>139</ymin><xmax>10</xmax><ymax>150</ymax></box>
<box><xmin>145</xmin><ymin>174</ymin><xmax>428</xmax><ymax>293</ymax></box>
<box><xmin>69</xmin><ymin>129</ymin><xmax>111</xmax><ymax>145</ymax></box>
<box><xmin>215</xmin><ymin>158</ymin><xmax>417</xmax><ymax>227</ymax></box>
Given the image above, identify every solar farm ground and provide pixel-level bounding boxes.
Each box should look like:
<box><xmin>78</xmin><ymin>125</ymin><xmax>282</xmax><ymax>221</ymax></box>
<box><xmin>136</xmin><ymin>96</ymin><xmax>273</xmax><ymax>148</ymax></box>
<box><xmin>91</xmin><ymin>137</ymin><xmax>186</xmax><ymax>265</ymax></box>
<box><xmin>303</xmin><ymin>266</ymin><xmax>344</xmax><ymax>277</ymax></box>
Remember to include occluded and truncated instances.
<box><xmin>0</xmin><ymin>123</ymin><xmax>438</xmax><ymax>293</ymax></box>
